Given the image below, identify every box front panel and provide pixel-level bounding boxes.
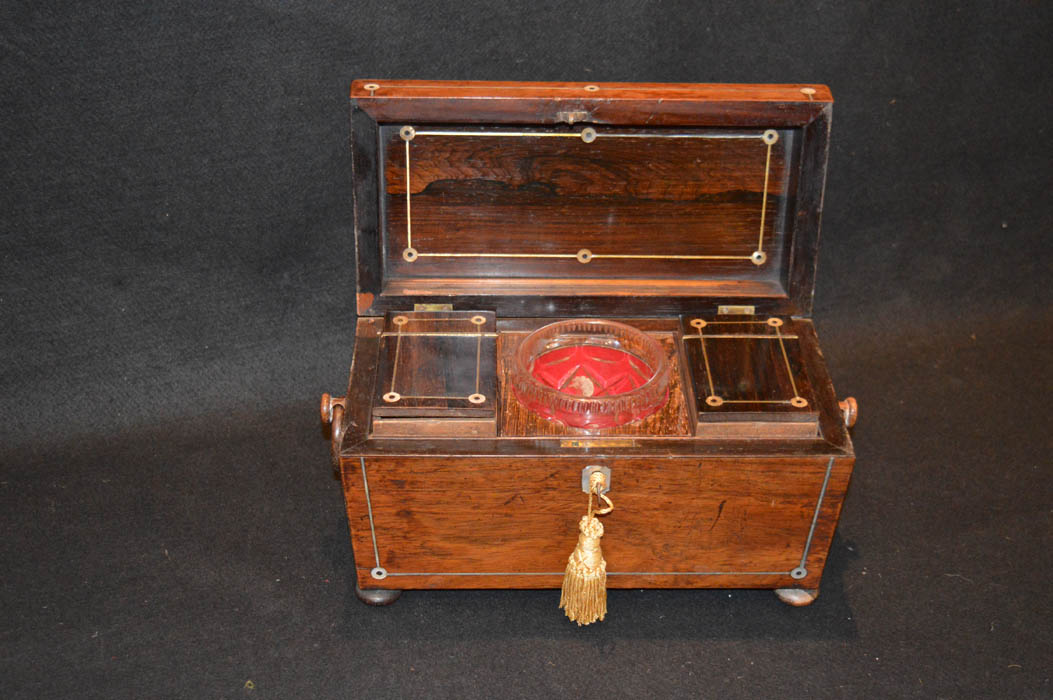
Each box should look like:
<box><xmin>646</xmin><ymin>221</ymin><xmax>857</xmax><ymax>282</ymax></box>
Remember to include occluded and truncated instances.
<box><xmin>342</xmin><ymin>455</ymin><xmax>852</xmax><ymax>591</ymax></box>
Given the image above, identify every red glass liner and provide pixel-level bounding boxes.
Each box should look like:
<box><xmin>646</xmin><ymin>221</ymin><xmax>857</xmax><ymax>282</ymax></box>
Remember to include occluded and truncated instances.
<box><xmin>511</xmin><ymin>319</ymin><xmax>671</xmax><ymax>430</ymax></box>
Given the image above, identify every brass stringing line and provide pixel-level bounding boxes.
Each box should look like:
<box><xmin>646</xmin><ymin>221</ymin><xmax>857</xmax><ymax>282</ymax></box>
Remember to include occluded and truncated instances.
<box><xmin>380</xmin><ymin>332</ymin><xmax>498</xmax><ymax>337</ymax></box>
<box><xmin>385</xmin><ymin>316</ymin><xmax>489</xmax><ymax>327</ymax></box>
<box><xmin>389</xmin><ymin>323</ymin><xmax>403</xmax><ymax>394</ymax></box>
<box><xmin>758</xmin><ymin>140</ymin><xmax>772</xmax><ymax>252</ymax></box>
<box><xmin>721</xmin><ymin>400</ymin><xmax>795</xmax><ymax>404</ymax></box>
<box><xmin>592</xmin><ymin>254</ymin><xmax>751</xmax><ymax>261</ymax></box>
<box><xmin>385</xmin><ymin>572</ymin><xmax>791</xmax><ymax>576</ymax></box>
<box><xmin>414</xmin><ymin>131</ymin><xmax>582</xmax><ymax>138</ymax></box>
<box><xmin>365</xmin><ymin>84</ymin><xmax>815</xmax><ymax>99</ymax></box>
<box><xmin>597</xmin><ymin>133</ymin><xmax>762</xmax><ymax>140</ymax></box>
<box><xmin>404</xmin><ymin>129</ymin><xmax>769</xmax><ymax>262</ymax></box>
<box><xmin>413</xmin><ymin>130</ymin><xmax>764</xmax><ymax>140</ymax></box>
<box><xmin>799</xmin><ymin>458</ymin><xmax>835</xmax><ymax>567</ymax></box>
<box><xmin>698</xmin><ymin>335</ymin><xmax>716</xmax><ymax>397</ymax></box>
<box><xmin>416</xmin><ymin>253</ymin><xmax>752</xmax><ymax>260</ymax></box>
<box><xmin>404</xmin><ymin>140</ymin><xmax>412</xmax><ymax>250</ymax></box>
<box><xmin>418</xmin><ymin>253</ymin><xmax>578</xmax><ymax>259</ymax></box>
<box><xmin>684</xmin><ymin>333</ymin><xmax>798</xmax><ymax>340</ymax></box>
<box><xmin>359</xmin><ymin>458</ymin><xmax>381</xmax><ymax>569</ymax></box>
<box><xmin>776</xmin><ymin>325</ymin><xmax>800</xmax><ymax>398</ymax></box>
<box><xmin>474</xmin><ymin>331</ymin><xmax>482</xmax><ymax>394</ymax></box>
<box><xmin>383</xmin><ymin>318</ymin><xmax>492</xmax><ymax>401</ymax></box>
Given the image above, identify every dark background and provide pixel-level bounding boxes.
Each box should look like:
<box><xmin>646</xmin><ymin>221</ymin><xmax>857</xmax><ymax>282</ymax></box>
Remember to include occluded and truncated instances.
<box><xmin>2</xmin><ymin>1</ymin><xmax>1050</xmax><ymax>698</ymax></box>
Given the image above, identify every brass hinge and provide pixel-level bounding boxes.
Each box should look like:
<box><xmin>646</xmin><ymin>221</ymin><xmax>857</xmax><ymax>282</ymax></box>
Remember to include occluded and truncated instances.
<box><xmin>556</xmin><ymin>110</ymin><xmax>591</xmax><ymax>125</ymax></box>
<box><xmin>413</xmin><ymin>303</ymin><xmax>453</xmax><ymax>311</ymax></box>
<box><xmin>717</xmin><ymin>305</ymin><xmax>756</xmax><ymax>315</ymax></box>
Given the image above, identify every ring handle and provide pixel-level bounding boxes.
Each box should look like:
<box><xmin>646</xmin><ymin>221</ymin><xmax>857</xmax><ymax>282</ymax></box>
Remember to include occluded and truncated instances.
<box><xmin>320</xmin><ymin>393</ymin><xmax>346</xmax><ymax>427</ymax></box>
<box><xmin>329</xmin><ymin>404</ymin><xmax>345</xmax><ymax>467</ymax></box>
<box><xmin>838</xmin><ymin>397</ymin><xmax>858</xmax><ymax>428</ymax></box>
<box><xmin>321</xmin><ymin>393</ymin><xmax>347</xmax><ymax>467</ymax></box>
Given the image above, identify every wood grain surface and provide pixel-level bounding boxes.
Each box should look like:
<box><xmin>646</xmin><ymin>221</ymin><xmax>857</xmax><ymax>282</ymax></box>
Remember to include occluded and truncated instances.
<box><xmin>340</xmin><ymin>318</ymin><xmax>850</xmax><ymax>457</ymax></box>
<box><xmin>372</xmin><ymin>311</ymin><xmax>497</xmax><ymax>416</ymax></box>
<box><xmin>351</xmin><ymin>80</ymin><xmax>831</xmax><ymax>127</ymax></box>
<box><xmin>382</xmin><ymin>126</ymin><xmax>791</xmax><ymax>283</ymax></box>
<box><xmin>344</xmin><ymin>455</ymin><xmax>853</xmax><ymax>591</ymax></box>
<box><xmin>335</xmin><ymin>82</ymin><xmax>851</xmax><ymax>597</ymax></box>
<box><xmin>349</xmin><ymin>80</ymin><xmax>833</xmax><ymax>317</ymax></box>
<box><xmin>680</xmin><ymin>315</ymin><xmax>820</xmax><ymax>434</ymax></box>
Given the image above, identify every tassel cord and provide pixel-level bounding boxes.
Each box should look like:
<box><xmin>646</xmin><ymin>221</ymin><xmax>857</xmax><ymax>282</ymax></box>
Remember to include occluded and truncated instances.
<box><xmin>560</xmin><ymin>472</ymin><xmax>614</xmax><ymax>625</ymax></box>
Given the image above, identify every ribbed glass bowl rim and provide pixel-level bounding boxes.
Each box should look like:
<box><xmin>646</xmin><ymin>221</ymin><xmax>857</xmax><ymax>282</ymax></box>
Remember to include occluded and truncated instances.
<box><xmin>511</xmin><ymin>319</ymin><xmax>670</xmax><ymax>411</ymax></box>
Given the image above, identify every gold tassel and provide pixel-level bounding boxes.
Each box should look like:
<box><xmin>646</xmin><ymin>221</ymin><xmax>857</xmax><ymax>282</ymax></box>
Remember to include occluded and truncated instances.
<box><xmin>560</xmin><ymin>472</ymin><xmax>613</xmax><ymax>625</ymax></box>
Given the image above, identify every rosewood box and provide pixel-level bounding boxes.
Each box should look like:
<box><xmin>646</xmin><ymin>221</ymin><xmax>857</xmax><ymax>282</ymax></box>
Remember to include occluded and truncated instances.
<box><xmin>321</xmin><ymin>80</ymin><xmax>858</xmax><ymax>620</ymax></box>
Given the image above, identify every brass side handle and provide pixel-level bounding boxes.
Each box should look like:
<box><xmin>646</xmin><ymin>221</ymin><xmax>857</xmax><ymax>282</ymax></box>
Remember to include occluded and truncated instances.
<box><xmin>838</xmin><ymin>397</ymin><xmax>858</xmax><ymax>428</ymax></box>
<box><xmin>320</xmin><ymin>392</ymin><xmax>346</xmax><ymax>427</ymax></box>
<box><xmin>320</xmin><ymin>393</ymin><xmax>347</xmax><ymax>467</ymax></box>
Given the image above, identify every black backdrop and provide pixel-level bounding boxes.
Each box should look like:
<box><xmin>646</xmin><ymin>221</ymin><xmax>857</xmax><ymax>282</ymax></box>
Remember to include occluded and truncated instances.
<box><xmin>2</xmin><ymin>2</ymin><xmax>1050</xmax><ymax>698</ymax></box>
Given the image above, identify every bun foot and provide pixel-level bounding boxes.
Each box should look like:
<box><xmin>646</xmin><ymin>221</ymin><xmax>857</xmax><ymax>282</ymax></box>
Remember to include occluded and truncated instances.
<box><xmin>355</xmin><ymin>585</ymin><xmax>402</xmax><ymax>606</ymax></box>
<box><xmin>774</xmin><ymin>588</ymin><xmax>819</xmax><ymax>606</ymax></box>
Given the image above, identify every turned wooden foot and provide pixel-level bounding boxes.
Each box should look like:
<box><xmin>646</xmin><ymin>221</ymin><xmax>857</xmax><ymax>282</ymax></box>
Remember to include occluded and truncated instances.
<box><xmin>355</xmin><ymin>585</ymin><xmax>402</xmax><ymax>606</ymax></box>
<box><xmin>774</xmin><ymin>588</ymin><xmax>819</xmax><ymax>606</ymax></box>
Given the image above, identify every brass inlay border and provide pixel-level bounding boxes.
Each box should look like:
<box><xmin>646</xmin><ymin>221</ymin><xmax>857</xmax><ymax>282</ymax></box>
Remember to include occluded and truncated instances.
<box><xmin>414</xmin><ymin>252</ymin><xmax>751</xmax><ymax>261</ymax></box>
<box><xmin>359</xmin><ymin>457</ymin><xmax>382</xmax><ymax>571</ymax></box>
<box><xmin>757</xmin><ymin>131</ymin><xmax>776</xmax><ymax>255</ymax></box>
<box><xmin>357</xmin><ymin>454</ymin><xmax>834</xmax><ymax>582</ymax></box>
<box><xmin>380</xmin><ymin>332</ymin><xmax>498</xmax><ymax>337</ymax></box>
<box><xmin>797</xmin><ymin>457</ymin><xmax>836</xmax><ymax>575</ymax></box>
<box><xmin>387</xmin><ymin>326</ymin><xmax>403</xmax><ymax>397</ymax></box>
<box><xmin>404</xmin><ymin>139</ymin><xmax>411</xmax><ymax>252</ymax></box>
<box><xmin>411</xmin><ymin>130</ymin><xmax>767</xmax><ymax>139</ymax></box>
<box><xmin>360</xmin><ymin>83</ymin><xmax>824</xmax><ymax>99</ymax></box>
<box><xmin>382</xmin><ymin>570</ymin><xmax>789</xmax><ymax>577</ymax></box>
<box><xmin>382</xmin><ymin>315</ymin><xmax>490</xmax><ymax>406</ymax></box>
<box><xmin>775</xmin><ymin>325</ymin><xmax>805</xmax><ymax>405</ymax></box>
<box><xmin>698</xmin><ymin>331</ymin><xmax>716</xmax><ymax>398</ymax></box>
<box><xmin>398</xmin><ymin>128</ymin><xmax>778</xmax><ymax>265</ymax></box>
<box><xmin>686</xmin><ymin>317</ymin><xmax>806</xmax><ymax>408</ymax></box>
<box><xmin>683</xmin><ymin>333</ymin><xmax>799</xmax><ymax>340</ymax></box>
<box><xmin>402</xmin><ymin>137</ymin><xmax>417</xmax><ymax>261</ymax></box>
<box><xmin>474</xmin><ymin>332</ymin><xmax>483</xmax><ymax>397</ymax></box>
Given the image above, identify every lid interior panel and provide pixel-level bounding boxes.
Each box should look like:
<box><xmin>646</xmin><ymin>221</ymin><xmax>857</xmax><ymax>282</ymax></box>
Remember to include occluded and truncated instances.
<box><xmin>351</xmin><ymin>81</ymin><xmax>831</xmax><ymax>317</ymax></box>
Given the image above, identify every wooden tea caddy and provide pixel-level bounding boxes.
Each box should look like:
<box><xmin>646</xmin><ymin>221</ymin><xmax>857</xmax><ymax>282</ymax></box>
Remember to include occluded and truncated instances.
<box><xmin>321</xmin><ymin>80</ymin><xmax>858</xmax><ymax>616</ymax></box>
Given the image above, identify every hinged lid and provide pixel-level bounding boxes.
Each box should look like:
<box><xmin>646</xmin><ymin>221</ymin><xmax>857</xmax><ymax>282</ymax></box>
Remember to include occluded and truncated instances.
<box><xmin>350</xmin><ymin>80</ymin><xmax>832</xmax><ymax>317</ymax></box>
